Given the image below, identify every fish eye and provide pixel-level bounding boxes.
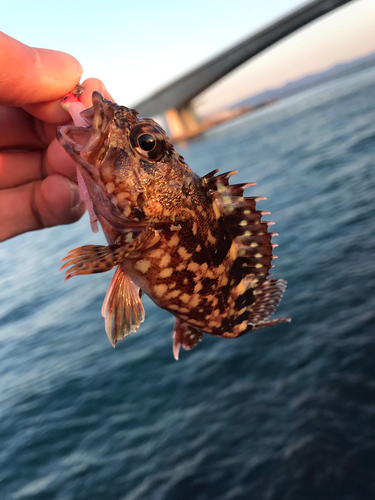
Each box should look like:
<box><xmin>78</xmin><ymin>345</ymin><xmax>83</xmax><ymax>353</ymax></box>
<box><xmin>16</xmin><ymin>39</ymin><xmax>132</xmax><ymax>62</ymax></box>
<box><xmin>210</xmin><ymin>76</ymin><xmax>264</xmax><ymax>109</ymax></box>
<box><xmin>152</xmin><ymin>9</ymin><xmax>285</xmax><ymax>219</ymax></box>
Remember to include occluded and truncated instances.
<box><xmin>138</xmin><ymin>133</ymin><xmax>156</xmax><ymax>152</ymax></box>
<box><xmin>130</xmin><ymin>123</ymin><xmax>166</xmax><ymax>161</ymax></box>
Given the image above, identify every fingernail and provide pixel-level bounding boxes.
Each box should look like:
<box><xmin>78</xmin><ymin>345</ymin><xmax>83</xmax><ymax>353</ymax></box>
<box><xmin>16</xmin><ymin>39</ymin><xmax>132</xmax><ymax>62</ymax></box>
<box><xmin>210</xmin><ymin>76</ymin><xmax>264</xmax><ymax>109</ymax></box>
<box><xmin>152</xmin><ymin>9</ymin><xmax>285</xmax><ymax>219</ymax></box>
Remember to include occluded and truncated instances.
<box><xmin>100</xmin><ymin>82</ymin><xmax>114</xmax><ymax>101</ymax></box>
<box><xmin>37</xmin><ymin>47</ymin><xmax>83</xmax><ymax>82</ymax></box>
<box><xmin>66</xmin><ymin>178</ymin><xmax>81</xmax><ymax>208</ymax></box>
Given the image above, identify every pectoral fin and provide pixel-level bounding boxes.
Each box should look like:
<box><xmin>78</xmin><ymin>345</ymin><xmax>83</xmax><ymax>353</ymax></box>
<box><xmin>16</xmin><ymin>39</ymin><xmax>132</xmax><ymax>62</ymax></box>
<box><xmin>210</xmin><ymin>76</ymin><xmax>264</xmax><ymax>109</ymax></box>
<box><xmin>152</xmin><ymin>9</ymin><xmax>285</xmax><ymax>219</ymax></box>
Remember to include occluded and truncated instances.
<box><xmin>102</xmin><ymin>266</ymin><xmax>145</xmax><ymax>346</ymax></box>
<box><xmin>60</xmin><ymin>227</ymin><xmax>161</xmax><ymax>281</ymax></box>
<box><xmin>60</xmin><ymin>244</ymin><xmax>127</xmax><ymax>280</ymax></box>
<box><xmin>172</xmin><ymin>319</ymin><xmax>204</xmax><ymax>360</ymax></box>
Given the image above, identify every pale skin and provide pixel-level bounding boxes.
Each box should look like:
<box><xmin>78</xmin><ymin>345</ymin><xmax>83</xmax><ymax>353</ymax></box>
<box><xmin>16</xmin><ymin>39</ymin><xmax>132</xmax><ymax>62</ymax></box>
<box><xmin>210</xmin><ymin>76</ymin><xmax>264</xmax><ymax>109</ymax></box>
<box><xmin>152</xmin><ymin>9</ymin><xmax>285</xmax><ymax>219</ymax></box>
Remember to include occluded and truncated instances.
<box><xmin>0</xmin><ymin>32</ymin><xmax>113</xmax><ymax>241</ymax></box>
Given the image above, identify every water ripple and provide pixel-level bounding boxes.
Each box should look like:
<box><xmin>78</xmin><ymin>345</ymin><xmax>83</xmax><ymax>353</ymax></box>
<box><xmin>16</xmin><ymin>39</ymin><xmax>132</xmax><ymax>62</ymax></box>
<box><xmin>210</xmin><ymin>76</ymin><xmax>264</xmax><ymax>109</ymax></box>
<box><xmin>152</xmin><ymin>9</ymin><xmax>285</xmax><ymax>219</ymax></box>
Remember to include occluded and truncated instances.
<box><xmin>1</xmin><ymin>66</ymin><xmax>375</xmax><ymax>500</ymax></box>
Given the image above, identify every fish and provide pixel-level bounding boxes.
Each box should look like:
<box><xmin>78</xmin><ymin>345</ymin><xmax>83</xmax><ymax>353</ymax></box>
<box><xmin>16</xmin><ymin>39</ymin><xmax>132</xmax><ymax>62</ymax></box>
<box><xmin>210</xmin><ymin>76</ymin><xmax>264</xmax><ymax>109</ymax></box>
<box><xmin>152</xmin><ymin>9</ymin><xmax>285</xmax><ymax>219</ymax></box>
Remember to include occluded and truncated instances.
<box><xmin>57</xmin><ymin>91</ymin><xmax>291</xmax><ymax>359</ymax></box>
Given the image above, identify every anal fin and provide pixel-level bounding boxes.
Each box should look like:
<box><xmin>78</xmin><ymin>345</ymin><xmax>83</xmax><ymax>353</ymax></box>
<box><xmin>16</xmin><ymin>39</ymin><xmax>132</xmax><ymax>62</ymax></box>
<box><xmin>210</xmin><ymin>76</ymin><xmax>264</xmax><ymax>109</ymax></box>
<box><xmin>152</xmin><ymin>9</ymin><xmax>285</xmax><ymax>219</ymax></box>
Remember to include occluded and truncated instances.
<box><xmin>101</xmin><ymin>266</ymin><xmax>145</xmax><ymax>346</ymax></box>
<box><xmin>172</xmin><ymin>319</ymin><xmax>204</xmax><ymax>360</ymax></box>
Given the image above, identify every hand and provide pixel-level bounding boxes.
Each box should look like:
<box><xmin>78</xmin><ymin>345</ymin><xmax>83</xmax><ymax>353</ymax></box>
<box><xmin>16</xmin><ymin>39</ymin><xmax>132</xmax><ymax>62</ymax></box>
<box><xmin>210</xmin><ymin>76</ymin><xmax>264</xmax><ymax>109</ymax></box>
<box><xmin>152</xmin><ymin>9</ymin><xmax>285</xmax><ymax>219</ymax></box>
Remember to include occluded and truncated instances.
<box><xmin>0</xmin><ymin>32</ymin><xmax>113</xmax><ymax>241</ymax></box>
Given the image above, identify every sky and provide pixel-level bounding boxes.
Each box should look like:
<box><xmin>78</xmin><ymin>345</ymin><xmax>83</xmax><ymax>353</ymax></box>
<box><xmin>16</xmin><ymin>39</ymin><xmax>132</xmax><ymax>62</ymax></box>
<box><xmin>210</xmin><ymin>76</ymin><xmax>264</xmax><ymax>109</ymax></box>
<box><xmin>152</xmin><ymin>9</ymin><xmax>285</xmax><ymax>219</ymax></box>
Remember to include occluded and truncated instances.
<box><xmin>1</xmin><ymin>0</ymin><xmax>375</xmax><ymax>116</ymax></box>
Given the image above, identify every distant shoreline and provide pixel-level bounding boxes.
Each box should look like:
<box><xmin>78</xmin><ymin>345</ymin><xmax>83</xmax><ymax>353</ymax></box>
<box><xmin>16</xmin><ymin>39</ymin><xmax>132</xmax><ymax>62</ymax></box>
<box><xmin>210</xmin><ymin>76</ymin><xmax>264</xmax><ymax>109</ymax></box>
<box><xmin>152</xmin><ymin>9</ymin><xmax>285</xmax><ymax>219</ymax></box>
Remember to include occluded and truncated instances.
<box><xmin>232</xmin><ymin>52</ymin><xmax>375</xmax><ymax>110</ymax></box>
<box><xmin>172</xmin><ymin>56</ymin><xmax>375</xmax><ymax>143</ymax></box>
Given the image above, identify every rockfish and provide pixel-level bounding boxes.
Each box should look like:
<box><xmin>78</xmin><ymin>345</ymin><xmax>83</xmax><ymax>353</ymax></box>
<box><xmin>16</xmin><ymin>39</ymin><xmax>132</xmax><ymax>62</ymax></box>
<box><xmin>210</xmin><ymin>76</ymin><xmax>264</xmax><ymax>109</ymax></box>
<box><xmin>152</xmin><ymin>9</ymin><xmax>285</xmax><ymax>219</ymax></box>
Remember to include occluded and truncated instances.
<box><xmin>58</xmin><ymin>92</ymin><xmax>290</xmax><ymax>359</ymax></box>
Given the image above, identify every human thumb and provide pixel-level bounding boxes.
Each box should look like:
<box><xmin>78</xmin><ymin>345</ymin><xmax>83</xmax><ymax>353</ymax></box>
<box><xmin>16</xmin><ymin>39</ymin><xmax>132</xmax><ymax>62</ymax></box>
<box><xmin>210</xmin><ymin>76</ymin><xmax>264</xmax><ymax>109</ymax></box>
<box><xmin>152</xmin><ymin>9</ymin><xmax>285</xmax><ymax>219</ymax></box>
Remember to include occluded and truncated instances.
<box><xmin>0</xmin><ymin>32</ymin><xmax>82</xmax><ymax>106</ymax></box>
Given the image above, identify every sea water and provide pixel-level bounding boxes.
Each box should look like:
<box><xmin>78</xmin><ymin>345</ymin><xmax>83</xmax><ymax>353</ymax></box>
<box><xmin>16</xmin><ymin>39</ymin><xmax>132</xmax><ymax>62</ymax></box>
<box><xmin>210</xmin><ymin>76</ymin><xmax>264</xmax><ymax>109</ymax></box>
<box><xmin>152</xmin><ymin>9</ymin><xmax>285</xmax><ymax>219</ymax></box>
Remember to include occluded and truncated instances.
<box><xmin>1</xmin><ymin>65</ymin><xmax>375</xmax><ymax>500</ymax></box>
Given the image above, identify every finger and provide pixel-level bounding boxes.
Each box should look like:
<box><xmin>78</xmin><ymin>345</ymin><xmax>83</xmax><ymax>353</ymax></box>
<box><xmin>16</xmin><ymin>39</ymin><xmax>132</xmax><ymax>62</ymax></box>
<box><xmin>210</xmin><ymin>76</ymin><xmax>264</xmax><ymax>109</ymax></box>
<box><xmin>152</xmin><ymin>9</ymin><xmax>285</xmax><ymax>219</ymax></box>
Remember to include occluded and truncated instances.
<box><xmin>80</xmin><ymin>78</ymin><xmax>114</xmax><ymax>108</ymax></box>
<box><xmin>0</xmin><ymin>32</ymin><xmax>82</xmax><ymax>106</ymax></box>
<box><xmin>0</xmin><ymin>174</ymin><xmax>85</xmax><ymax>241</ymax></box>
<box><xmin>20</xmin><ymin>78</ymin><xmax>115</xmax><ymax>124</ymax></box>
<box><xmin>22</xmin><ymin>99</ymin><xmax>71</xmax><ymax>124</ymax></box>
<box><xmin>0</xmin><ymin>141</ymin><xmax>77</xmax><ymax>189</ymax></box>
<box><xmin>47</xmin><ymin>138</ymin><xmax>77</xmax><ymax>180</ymax></box>
<box><xmin>0</xmin><ymin>106</ymin><xmax>45</xmax><ymax>149</ymax></box>
<box><xmin>0</xmin><ymin>105</ymin><xmax>61</xmax><ymax>150</ymax></box>
<box><xmin>0</xmin><ymin>151</ymin><xmax>45</xmax><ymax>188</ymax></box>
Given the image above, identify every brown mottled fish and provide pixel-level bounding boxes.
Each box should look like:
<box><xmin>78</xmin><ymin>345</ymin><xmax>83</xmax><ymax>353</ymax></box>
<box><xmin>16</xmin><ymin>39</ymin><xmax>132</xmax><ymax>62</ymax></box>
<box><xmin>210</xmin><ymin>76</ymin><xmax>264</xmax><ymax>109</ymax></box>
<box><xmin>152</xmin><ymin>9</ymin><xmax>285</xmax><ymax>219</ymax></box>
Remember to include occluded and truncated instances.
<box><xmin>58</xmin><ymin>92</ymin><xmax>290</xmax><ymax>359</ymax></box>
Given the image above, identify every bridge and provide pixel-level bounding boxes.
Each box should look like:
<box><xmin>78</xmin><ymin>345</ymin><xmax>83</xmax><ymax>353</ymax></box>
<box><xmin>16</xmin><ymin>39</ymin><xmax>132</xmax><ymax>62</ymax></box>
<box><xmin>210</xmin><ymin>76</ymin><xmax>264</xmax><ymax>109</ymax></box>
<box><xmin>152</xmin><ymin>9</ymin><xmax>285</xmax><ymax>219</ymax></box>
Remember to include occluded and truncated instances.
<box><xmin>133</xmin><ymin>0</ymin><xmax>353</xmax><ymax>139</ymax></box>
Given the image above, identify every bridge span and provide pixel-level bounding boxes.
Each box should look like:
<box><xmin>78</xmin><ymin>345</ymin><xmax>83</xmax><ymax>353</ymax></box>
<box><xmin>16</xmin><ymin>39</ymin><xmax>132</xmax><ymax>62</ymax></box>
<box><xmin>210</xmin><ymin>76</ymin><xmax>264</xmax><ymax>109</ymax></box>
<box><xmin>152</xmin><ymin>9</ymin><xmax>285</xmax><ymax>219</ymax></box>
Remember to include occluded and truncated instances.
<box><xmin>133</xmin><ymin>0</ymin><xmax>353</xmax><ymax>139</ymax></box>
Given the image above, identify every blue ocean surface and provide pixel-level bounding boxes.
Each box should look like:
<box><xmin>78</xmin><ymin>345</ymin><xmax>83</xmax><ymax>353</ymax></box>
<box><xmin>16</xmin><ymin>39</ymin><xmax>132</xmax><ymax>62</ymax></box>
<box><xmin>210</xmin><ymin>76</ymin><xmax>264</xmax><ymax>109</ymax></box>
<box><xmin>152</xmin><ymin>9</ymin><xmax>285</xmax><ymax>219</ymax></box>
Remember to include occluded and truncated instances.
<box><xmin>1</xmin><ymin>66</ymin><xmax>375</xmax><ymax>500</ymax></box>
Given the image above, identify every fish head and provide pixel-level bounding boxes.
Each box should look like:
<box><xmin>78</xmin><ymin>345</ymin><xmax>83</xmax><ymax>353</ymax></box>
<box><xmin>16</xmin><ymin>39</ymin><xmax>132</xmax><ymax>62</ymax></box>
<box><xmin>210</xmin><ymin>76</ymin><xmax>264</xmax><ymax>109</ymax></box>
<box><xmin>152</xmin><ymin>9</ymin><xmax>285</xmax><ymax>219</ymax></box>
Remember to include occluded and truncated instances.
<box><xmin>58</xmin><ymin>92</ymin><xmax>199</xmax><ymax>234</ymax></box>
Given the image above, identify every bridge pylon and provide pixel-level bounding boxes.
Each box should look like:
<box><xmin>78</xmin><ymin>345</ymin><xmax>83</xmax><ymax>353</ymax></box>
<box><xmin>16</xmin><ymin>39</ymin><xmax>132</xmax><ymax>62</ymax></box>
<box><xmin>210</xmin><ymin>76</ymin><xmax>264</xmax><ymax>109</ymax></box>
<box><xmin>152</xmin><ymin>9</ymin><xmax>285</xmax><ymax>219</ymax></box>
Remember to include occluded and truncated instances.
<box><xmin>133</xmin><ymin>0</ymin><xmax>354</xmax><ymax>131</ymax></box>
<box><xmin>165</xmin><ymin>104</ymin><xmax>200</xmax><ymax>138</ymax></box>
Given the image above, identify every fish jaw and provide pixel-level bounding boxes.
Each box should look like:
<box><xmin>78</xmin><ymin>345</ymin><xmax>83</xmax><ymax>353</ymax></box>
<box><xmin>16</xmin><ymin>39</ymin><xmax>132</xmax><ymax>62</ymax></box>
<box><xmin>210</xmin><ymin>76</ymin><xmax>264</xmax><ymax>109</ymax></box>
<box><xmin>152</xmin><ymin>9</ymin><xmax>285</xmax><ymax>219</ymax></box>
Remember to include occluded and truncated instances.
<box><xmin>60</xmin><ymin>94</ymin><xmax>99</xmax><ymax>232</ymax></box>
<box><xmin>57</xmin><ymin>92</ymin><xmax>140</xmax><ymax>236</ymax></box>
<box><xmin>57</xmin><ymin>91</ymin><xmax>127</xmax><ymax>185</ymax></box>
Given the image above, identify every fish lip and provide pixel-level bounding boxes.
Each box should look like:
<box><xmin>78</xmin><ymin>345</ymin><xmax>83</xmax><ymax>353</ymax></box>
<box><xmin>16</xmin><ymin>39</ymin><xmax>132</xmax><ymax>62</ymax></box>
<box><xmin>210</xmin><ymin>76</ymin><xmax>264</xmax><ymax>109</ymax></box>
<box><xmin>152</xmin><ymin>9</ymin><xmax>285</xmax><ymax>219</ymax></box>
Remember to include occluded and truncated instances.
<box><xmin>57</xmin><ymin>92</ymin><xmax>107</xmax><ymax>144</ymax></box>
<box><xmin>56</xmin><ymin>124</ymin><xmax>89</xmax><ymax>158</ymax></box>
<box><xmin>80</xmin><ymin>92</ymin><xmax>115</xmax><ymax>156</ymax></box>
<box><xmin>58</xmin><ymin>92</ymin><xmax>137</xmax><ymax>166</ymax></box>
<box><xmin>83</xmin><ymin>91</ymin><xmax>132</xmax><ymax>128</ymax></box>
<box><xmin>57</xmin><ymin>92</ymin><xmax>116</xmax><ymax>179</ymax></box>
<box><xmin>87</xmin><ymin>91</ymin><xmax>113</xmax><ymax>128</ymax></box>
<box><xmin>58</xmin><ymin>93</ymin><xmax>151</xmax><ymax>228</ymax></box>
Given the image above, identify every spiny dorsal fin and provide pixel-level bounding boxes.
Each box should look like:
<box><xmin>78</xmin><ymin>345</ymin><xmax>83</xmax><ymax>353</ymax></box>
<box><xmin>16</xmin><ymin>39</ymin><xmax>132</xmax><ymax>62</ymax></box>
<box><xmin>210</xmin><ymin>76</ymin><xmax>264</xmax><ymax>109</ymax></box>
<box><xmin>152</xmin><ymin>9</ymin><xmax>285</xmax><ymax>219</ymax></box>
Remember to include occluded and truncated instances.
<box><xmin>205</xmin><ymin>170</ymin><xmax>278</xmax><ymax>287</ymax></box>
<box><xmin>203</xmin><ymin>169</ymin><xmax>219</xmax><ymax>180</ymax></box>
<box><xmin>203</xmin><ymin>170</ymin><xmax>238</xmax><ymax>190</ymax></box>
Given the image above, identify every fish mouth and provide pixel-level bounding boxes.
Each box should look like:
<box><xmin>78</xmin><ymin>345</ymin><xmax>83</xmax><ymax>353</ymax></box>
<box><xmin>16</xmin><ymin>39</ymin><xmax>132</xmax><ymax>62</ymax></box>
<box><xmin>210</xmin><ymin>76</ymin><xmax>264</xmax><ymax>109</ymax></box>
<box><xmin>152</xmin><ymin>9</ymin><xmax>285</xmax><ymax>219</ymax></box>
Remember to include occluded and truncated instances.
<box><xmin>57</xmin><ymin>93</ymin><xmax>149</xmax><ymax>231</ymax></box>
<box><xmin>57</xmin><ymin>92</ymin><xmax>118</xmax><ymax>179</ymax></box>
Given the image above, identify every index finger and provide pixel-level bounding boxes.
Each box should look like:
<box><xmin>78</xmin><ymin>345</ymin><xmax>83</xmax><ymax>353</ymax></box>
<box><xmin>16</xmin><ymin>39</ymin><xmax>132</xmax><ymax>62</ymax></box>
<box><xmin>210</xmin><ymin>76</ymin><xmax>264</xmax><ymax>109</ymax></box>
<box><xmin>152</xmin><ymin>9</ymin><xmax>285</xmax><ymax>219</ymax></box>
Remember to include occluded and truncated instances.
<box><xmin>21</xmin><ymin>78</ymin><xmax>115</xmax><ymax>124</ymax></box>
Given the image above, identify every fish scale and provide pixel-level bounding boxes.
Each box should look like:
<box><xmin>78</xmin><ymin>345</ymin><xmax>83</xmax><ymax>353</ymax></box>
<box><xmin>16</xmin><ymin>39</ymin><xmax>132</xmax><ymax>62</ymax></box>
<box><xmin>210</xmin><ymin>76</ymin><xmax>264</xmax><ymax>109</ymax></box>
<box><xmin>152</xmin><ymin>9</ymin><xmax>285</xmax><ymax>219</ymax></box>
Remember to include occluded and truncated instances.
<box><xmin>58</xmin><ymin>91</ymin><xmax>290</xmax><ymax>360</ymax></box>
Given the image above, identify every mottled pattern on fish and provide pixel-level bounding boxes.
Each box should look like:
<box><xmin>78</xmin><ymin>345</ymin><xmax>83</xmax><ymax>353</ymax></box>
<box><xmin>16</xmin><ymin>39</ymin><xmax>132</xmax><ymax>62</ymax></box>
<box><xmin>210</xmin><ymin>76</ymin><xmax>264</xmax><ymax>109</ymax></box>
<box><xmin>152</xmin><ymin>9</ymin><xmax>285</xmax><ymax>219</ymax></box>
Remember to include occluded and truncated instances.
<box><xmin>58</xmin><ymin>92</ymin><xmax>290</xmax><ymax>359</ymax></box>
